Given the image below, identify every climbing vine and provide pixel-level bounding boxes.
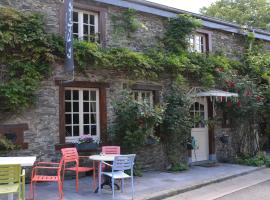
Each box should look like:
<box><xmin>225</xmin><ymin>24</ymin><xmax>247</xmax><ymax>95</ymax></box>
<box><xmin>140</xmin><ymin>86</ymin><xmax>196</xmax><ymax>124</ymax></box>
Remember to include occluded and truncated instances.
<box><xmin>111</xmin><ymin>8</ymin><xmax>145</xmax><ymax>38</ymax></box>
<box><xmin>0</xmin><ymin>7</ymin><xmax>63</xmax><ymax>113</ymax></box>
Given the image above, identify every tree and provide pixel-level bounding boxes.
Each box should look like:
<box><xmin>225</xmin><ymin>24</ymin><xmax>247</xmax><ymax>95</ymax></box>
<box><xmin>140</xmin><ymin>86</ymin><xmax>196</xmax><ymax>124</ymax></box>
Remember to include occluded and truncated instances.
<box><xmin>200</xmin><ymin>0</ymin><xmax>270</xmax><ymax>31</ymax></box>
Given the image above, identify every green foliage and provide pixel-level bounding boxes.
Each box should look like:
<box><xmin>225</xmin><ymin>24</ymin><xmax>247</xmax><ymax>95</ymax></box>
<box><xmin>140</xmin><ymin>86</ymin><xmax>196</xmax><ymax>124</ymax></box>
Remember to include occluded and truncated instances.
<box><xmin>111</xmin><ymin>8</ymin><xmax>144</xmax><ymax>38</ymax></box>
<box><xmin>0</xmin><ymin>7</ymin><xmax>62</xmax><ymax>112</ymax></box>
<box><xmin>160</xmin><ymin>86</ymin><xmax>192</xmax><ymax>169</ymax></box>
<box><xmin>163</xmin><ymin>14</ymin><xmax>201</xmax><ymax>53</ymax></box>
<box><xmin>110</xmin><ymin>91</ymin><xmax>164</xmax><ymax>153</ymax></box>
<box><xmin>236</xmin><ymin>152</ymin><xmax>270</xmax><ymax>167</ymax></box>
<box><xmin>73</xmin><ymin>41</ymin><xmax>162</xmax><ymax>79</ymax></box>
<box><xmin>0</xmin><ymin>135</ymin><xmax>15</xmax><ymax>153</ymax></box>
<box><xmin>168</xmin><ymin>163</ymin><xmax>189</xmax><ymax>172</ymax></box>
<box><xmin>200</xmin><ymin>0</ymin><xmax>270</xmax><ymax>31</ymax></box>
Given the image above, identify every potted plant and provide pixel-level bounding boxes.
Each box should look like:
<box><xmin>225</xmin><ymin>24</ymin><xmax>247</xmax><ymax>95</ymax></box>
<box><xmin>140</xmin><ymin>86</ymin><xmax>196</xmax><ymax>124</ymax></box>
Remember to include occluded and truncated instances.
<box><xmin>74</xmin><ymin>135</ymin><xmax>99</xmax><ymax>151</ymax></box>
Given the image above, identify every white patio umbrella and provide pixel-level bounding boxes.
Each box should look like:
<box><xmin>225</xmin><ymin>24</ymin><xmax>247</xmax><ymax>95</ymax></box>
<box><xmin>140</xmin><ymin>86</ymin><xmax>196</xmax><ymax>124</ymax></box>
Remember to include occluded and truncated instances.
<box><xmin>188</xmin><ymin>87</ymin><xmax>239</xmax><ymax>116</ymax></box>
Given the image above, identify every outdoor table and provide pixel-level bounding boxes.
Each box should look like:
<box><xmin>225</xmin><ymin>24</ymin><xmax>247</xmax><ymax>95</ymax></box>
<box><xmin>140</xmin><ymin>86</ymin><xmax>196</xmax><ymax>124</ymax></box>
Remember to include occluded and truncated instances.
<box><xmin>0</xmin><ymin>156</ymin><xmax>37</xmax><ymax>200</ymax></box>
<box><xmin>89</xmin><ymin>154</ymin><xmax>120</xmax><ymax>194</ymax></box>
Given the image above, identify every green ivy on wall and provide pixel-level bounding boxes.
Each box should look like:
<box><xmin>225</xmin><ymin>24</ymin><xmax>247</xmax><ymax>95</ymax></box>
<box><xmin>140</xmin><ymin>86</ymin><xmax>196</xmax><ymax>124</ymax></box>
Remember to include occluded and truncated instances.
<box><xmin>0</xmin><ymin>7</ymin><xmax>63</xmax><ymax>113</ymax></box>
<box><xmin>111</xmin><ymin>8</ymin><xmax>145</xmax><ymax>38</ymax></box>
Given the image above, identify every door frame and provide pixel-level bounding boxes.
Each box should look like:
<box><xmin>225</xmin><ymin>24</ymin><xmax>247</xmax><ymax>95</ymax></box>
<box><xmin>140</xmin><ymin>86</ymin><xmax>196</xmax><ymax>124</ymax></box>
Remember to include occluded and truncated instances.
<box><xmin>188</xmin><ymin>97</ymin><xmax>216</xmax><ymax>164</ymax></box>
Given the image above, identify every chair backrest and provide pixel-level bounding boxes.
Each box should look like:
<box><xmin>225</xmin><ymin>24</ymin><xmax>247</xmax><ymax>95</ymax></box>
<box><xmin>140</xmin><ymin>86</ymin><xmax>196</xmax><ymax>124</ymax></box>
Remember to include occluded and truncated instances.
<box><xmin>113</xmin><ymin>154</ymin><xmax>136</xmax><ymax>171</ymax></box>
<box><xmin>61</xmin><ymin>148</ymin><xmax>79</xmax><ymax>163</ymax></box>
<box><xmin>0</xmin><ymin>164</ymin><xmax>21</xmax><ymax>184</ymax></box>
<box><xmin>102</xmin><ymin>146</ymin><xmax>120</xmax><ymax>155</ymax></box>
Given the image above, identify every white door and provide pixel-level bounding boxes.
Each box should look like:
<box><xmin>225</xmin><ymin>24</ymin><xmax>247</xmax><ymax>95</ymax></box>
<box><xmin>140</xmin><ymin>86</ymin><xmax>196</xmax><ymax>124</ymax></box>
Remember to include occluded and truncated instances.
<box><xmin>190</xmin><ymin>97</ymin><xmax>209</xmax><ymax>162</ymax></box>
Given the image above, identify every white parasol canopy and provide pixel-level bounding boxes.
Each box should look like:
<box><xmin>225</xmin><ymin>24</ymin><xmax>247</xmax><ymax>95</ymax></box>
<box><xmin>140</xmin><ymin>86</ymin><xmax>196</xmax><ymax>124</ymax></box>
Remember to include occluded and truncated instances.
<box><xmin>195</xmin><ymin>89</ymin><xmax>238</xmax><ymax>98</ymax></box>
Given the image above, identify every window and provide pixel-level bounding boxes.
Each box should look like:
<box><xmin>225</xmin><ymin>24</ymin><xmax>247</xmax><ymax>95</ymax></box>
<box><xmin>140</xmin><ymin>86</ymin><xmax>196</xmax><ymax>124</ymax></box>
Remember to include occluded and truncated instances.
<box><xmin>64</xmin><ymin>88</ymin><xmax>100</xmax><ymax>142</ymax></box>
<box><xmin>190</xmin><ymin>102</ymin><xmax>205</xmax><ymax>128</ymax></box>
<box><xmin>189</xmin><ymin>33</ymin><xmax>207</xmax><ymax>53</ymax></box>
<box><xmin>73</xmin><ymin>10</ymin><xmax>99</xmax><ymax>42</ymax></box>
<box><xmin>133</xmin><ymin>90</ymin><xmax>154</xmax><ymax>107</ymax></box>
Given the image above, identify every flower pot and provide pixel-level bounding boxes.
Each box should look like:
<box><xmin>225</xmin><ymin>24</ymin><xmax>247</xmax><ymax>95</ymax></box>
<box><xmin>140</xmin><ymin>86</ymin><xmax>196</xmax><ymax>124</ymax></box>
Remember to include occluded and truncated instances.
<box><xmin>75</xmin><ymin>143</ymin><xmax>98</xmax><ymax>151</ymax></box>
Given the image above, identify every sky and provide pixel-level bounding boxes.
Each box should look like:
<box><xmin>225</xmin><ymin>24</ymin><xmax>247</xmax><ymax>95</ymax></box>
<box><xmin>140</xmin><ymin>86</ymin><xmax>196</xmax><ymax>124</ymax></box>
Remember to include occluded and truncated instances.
<box><xmin>147</xmin><ymin>0</ymin><xmax>218</xmax><ymax>13</ymax></box>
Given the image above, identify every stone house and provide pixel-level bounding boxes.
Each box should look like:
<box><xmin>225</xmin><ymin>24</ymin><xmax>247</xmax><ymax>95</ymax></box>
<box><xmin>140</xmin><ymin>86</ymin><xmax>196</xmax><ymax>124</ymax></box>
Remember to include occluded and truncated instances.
<box><xmin>1</xmin><ymin>0</ymin><xmax>270</xmax><ymax>170</ymax></box>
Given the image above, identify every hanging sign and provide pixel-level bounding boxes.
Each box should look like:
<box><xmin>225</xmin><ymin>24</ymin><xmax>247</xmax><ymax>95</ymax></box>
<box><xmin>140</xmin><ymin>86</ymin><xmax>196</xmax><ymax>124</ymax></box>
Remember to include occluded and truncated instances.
<box><xmin>64</xmin><ymin>0</ymin><xmax>74</xmax><ymax>72</ymax></box>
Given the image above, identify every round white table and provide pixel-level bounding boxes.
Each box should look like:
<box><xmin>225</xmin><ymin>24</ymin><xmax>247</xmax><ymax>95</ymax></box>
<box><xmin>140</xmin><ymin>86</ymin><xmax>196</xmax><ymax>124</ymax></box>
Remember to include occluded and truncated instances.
<box><xmin>89</xmin><ymin>155</ymin><xmax>119</xmax><ymax>193</ymax></box>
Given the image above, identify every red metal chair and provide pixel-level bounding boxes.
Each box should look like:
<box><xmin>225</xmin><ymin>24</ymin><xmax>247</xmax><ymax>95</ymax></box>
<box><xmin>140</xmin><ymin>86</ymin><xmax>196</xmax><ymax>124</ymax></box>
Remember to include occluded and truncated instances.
<box><xmin>61</xmin><ymin>148</ymin><xmax>95</xmax><ymax>192</ymax></box>
<box><xmin>102</xmin><ymin>146</ymin><xmax>121</xmax><ymax>155</ymax></box>
<box><xmin>30</xmin><ymin>159</ymin><xmax>63</xmax><ymax>200</ymax></box>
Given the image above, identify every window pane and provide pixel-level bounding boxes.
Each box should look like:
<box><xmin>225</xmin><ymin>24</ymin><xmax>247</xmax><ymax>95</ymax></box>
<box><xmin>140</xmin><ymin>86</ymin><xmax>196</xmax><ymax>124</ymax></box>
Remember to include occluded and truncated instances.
<box><xmin>65</xmin><ymin>102</ymin><xmax>71</xmax><ymax>112</ymax></box>
<box><xmin>84</xmin><ymin>125</ymin><xmax>90</xmax><ymax>135</ymax></box>
<box><xmin>73</xmin><ymin>114</ymin><xmax>79</xmax><ymax>124</ymax></box>
<box><xmin>195</xmin><ymin>102</ymin><xmax>199</xmax><ymax>110</ymax></box>
<box><xmin>84</xmin><ymin>114</ymin><xmax>90</xmax><ymax>124</ymax></box>
<box><xmin>90</xmin><ymin>26</ymin><xmax>95</xmax><ymax>35</ymax></box>
<box><xmin>83</xmin><ymin>91</ymin><xmax>89</xmax><ymax>101</ymax></box>
<box><xmin>73</xmin><ymin>23</ymin><xmax>78</xmax><ymax>34</ymax></box>
<box><xmin>90</xmin><ymin>91</ymin><xmax>96</xmax><ymax>101</ymax></box>
<box><xmin>90</xmin><ymin>102</ymin><xmax>96</xmax><ymax>112</ymax></box>
<box><xmin>73</xmin><ymin>12</ymin><xmax>78</xmax><ymax>22</ymax></box>
<box><xmin>91</xmin><ymin>113</ymin><xmax>96</xmax><ymax>124</ymax></box>
<box><xmin>134</xmin><ymin>92</ymin><xmax>138</xmax><ymax>100</ymax></box>
<box><xmin>91</xmin><ymin>125</ymin><xmax>97</xmax><ymax>135</ymax></box>
<box><xmin>200</xmin><ymin>104</ymin><xmax>204</xmax><ymax>111</ymax></box>
<box><xmin>83</xmin><ymin>25</ymin><xmax>89</xmax><ymax>35</ymax></box>
<box><xmin>90</xmin><ymin>15</ymin><xmax>95</xmax><ymax>25</ymax></box>
<box><xmin>65</xmin><ymin>114</ymin><xmax>72</xmax><ymax>124</ymax></box>
<box><xmin>73</xmin><ymin>126</ymin><xmax>79</xmax><ymax>136</ymax></box>
<box><xmin>83</xmin><ymin>35</ymin><xmax>88</xmax><ymax>41</ymax></box>
<box><xmin>83</xmin><ymin>13</ymin><xmax>89</xmax><ymax>24</ymax></box>
<box><xmin>83</xmin><ymin>102</ymin><xmax>89</xmax><ymax>112</ymax></box>
<box><xmin>73</xmin><ymin>102</ymin><xmax>79</xmax><ymax>112</ymax></box>
<box><xmin>65</xmin><ymin>126</ymin><xmax>72</xmax><ymax>137</ymax></box>
<box><xmin>65</xmin><ymin>90</ymin><xmax>71</xmax><ymax>100</ymax></box>
<box><xmin>73</xmin><ymin>90</ymin><xmax>79</xmax><ymax>100</ymax></box>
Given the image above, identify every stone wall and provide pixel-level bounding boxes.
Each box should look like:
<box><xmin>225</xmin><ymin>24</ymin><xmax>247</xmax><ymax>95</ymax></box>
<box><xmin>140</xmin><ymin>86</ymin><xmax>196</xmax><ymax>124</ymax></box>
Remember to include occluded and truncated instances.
<box><xmin>211</xmin><ymin>30</ymin><xmax>245</xmax><ymax>58</ymax></box>
<box><xmin>106</xmin><ymin>5</ymin><xmax>166</xmax><ymax>51</ymax></box>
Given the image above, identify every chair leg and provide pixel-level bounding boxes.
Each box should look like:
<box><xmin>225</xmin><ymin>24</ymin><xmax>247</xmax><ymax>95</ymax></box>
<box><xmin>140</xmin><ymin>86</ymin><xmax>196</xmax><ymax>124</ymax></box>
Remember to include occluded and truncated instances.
<box><xmin>30</xmin><ymin>181</ymin><xmax>34</xmax><ymax>200</ymax></box>
<box><xmin>58</xmin><ymin>180</ymin><xmax>62</xmax><ymax>200</ymax></box>
<box><xmin>76</xmin><ymin>170</ymin><xmax>79</xmax><ymax>192</ymax></box>
<box><xmin>112</xmin><ymin>178</ymin><xmax>115</xmax><ymax>200</ymax></box>
<box><xmin>18</xmin><ymin>185</ymin><xmax>21</xmax><ymax>200</ymax></box>
<box><xmin>62</xmin><ymin>164</ymin><xmax>66</xmax><ymax>190</ymax></box>
<box><xmin>131</xmin><ymin>176</ymin><xmax>134</xmax><ymax>200</ymax></box>
<box><xmin>121</xmin><ymin>179</ymin><xmax>124</xmax><ymax>193</ymax></box>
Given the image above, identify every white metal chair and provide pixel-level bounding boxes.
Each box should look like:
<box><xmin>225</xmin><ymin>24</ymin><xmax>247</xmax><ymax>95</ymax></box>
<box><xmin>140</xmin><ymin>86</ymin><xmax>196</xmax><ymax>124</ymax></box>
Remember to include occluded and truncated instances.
<box><xmin>102</xmin><ymin>154</ymin><xmax>136</xmax><ymax>200</ymax></box>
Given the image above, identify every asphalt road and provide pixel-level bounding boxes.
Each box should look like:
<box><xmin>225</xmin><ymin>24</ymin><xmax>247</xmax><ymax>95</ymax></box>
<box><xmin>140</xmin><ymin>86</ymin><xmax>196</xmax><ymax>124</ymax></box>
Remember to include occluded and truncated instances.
<box><xmin>165</xmin><ymin>168</ymin><xmax>270</xmax><ymax>200</ymax></box>
<box><xmin>216</xmin><ymin>180</ymin><xmax>270</xmax><ymax>200</ymax></box>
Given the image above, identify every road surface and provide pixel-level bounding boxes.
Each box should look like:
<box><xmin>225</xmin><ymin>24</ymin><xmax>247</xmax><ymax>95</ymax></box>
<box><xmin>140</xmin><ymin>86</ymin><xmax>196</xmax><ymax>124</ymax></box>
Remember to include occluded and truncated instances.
<box><xmin>165</xmin><ymin>168</ymin><xmax>270</xmax><ymax>200</ymax></box>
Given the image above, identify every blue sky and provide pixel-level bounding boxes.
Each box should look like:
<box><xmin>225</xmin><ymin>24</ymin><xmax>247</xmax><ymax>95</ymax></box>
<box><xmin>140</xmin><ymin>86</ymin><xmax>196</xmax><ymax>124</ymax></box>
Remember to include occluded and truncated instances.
<box><xmin>148</xmin><ymin>0</ymin><xmax>218</xmax><ymax>13</ymax></box>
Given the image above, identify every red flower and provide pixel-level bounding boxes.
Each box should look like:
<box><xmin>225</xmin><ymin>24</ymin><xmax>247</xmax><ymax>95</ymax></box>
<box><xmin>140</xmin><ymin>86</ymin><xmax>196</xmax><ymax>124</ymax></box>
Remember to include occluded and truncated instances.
<box><xmin>256</xmin><ymin>96</ymin><xmax>264</xmax><ymax>102</ymax></box>
<box><xmin>227</xmin><ymin>101</ymin><xmax>232</xmax><ymax>108</ymax></box>
<box><xmin>237</xmin><ymin>100</ymin><xmax>241</xmax><ymax>107</ymax></box>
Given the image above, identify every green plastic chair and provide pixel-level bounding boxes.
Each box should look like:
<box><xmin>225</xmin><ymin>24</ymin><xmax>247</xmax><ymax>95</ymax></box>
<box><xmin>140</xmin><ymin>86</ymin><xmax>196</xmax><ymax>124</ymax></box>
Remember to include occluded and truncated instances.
<box><xmin>0</xmin><ymin>164</ymin><xmax>25</xmax><ymax>200</ymax></box>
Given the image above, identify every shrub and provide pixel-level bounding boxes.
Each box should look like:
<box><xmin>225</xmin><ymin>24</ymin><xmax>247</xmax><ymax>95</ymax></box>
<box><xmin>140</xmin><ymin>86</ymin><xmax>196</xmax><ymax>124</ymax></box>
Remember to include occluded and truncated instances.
<box><xmin>110</xmin><ymin>90</ymin><xmax>164</xmax><ymax>153</ymax></box>
<box><xmin>236</xmin><ymin>152</ymin><xmax>270</xmax><ymax>167</ymax></box>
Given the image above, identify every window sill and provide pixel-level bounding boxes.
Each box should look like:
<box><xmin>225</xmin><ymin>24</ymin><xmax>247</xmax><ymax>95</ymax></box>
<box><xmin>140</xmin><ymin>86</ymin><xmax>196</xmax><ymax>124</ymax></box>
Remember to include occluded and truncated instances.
<box><xmin>55</xmin><ymin>143</ymin><xmax>100</xmax><ymax>153</ymax></box>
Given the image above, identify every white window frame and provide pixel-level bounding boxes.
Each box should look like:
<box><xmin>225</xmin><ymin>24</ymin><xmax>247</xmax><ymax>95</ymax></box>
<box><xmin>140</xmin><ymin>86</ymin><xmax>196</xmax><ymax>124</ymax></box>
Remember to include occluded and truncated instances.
<box><xmin>133</xmin><ymin>90</ymin><xmax>154</xmax><ymax>107</ymax></box>
<box><xmin>64</xmin><ymin>88</ymin><xmax>100</xmax><ymax>142</ymax></box>
<box><xmin>73</xmin><ymin>9</ymin><xmax>99</xmax><ymax>42</ymax></box>
<box><xmin>189</xmin><ymin>33</ymin><xmax>207</xmax><ymax>53</ymax></box>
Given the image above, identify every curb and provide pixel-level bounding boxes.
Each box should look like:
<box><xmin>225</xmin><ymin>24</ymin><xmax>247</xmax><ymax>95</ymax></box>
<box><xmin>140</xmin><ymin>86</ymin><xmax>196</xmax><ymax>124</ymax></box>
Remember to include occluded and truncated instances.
<box><xmin>141</xmin><ymin>167</ymin><xmax>265</xmax><ymax>200</ymax></box>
